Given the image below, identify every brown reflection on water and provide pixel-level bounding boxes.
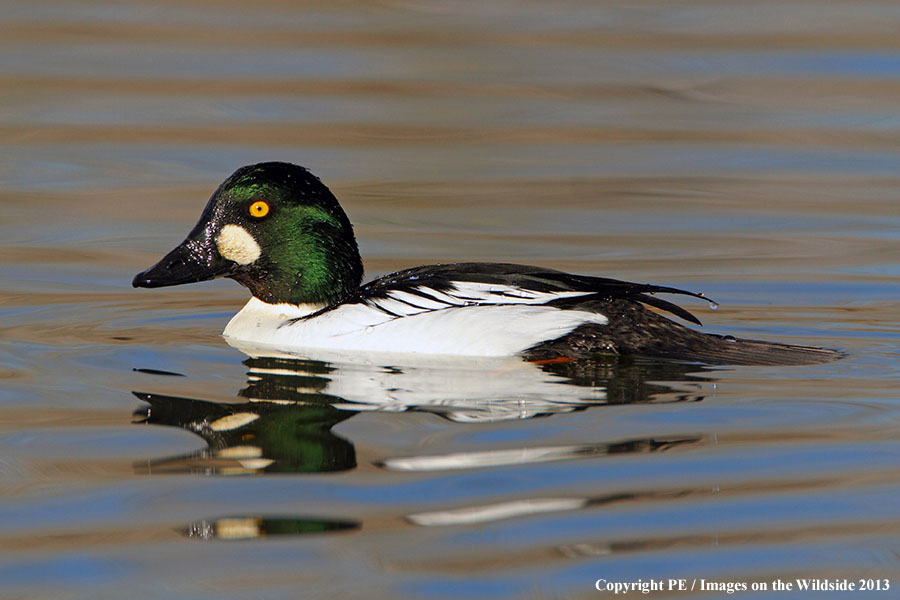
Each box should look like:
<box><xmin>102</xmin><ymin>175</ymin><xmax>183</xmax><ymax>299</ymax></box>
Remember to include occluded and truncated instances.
<box><xmin>4</xmin><ymin>0</ymin><xmax>898</xmax><ymax>58</ymax></box>
<box><xmin>4</xmin><ymin>122</ymin><xmax>896</xmax><ymax>149</ymax></box>
<box><xmin>4</xmin><ymin>74</ymin><xmax>899</xmax><ymax>115</ymax></box>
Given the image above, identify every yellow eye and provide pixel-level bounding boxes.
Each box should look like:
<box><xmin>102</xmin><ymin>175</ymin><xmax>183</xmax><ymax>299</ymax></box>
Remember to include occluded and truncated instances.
<box><xmin>249</xmin><ymin>200</ymin><xmax>270</xmax><ymax>218</ymax></box>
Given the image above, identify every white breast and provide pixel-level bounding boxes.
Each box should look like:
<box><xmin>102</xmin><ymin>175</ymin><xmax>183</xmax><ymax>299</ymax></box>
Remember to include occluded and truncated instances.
<box><xmin>222</xmin><ymin>297</ymin><xmax>325</xmax><ymax>339</ymax></box>
<box><xmin>223</xmin><ymin>295</ymin><xmax>607</xmax><ymax>357</ymax></box>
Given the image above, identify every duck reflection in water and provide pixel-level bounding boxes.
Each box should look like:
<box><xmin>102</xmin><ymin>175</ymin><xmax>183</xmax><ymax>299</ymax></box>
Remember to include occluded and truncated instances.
<box><xmin>133</xmin><ymin>351</ymin><xmax>712</xmax><ymax>478</ymax></box>
<box><xmin>133</xmin><ymin>357</ymin><xmax>356</xmax><ymax>476</ymax></box>
<box><xmin>133</xmin><ymin>352</ymin><xmax>712</xmax><ymax>540</ymax></box>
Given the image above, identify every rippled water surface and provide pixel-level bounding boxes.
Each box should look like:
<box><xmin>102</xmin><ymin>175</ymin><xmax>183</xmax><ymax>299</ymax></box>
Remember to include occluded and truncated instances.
<box><xmin>2</xmin><ymin>1</ymin><xmax>899</xmax><ymax>598</ymax></box>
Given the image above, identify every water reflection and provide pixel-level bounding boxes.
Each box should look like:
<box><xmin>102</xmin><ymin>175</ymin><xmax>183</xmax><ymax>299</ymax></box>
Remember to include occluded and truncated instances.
<box><xmin>382</xmin><ymin>435</ymin><xmax>703</xmax><ymax>473</ymax></box>
<box><xmin>133</xmin><ymin>390</ymin><xmax>356</xmax><ymax>475</ymax></box>
<box><xmin>133</xmin><ymin>352</ymin><xmax>712</xmax><ymax>478</ymax></box>
<box><xmin>134</xmin><ymin>352</ymin><xmax>709</xmax><ymax>537</ymax></box>
<box><xmin>406</xmin><ymin>485</ymin><xmax>704</xmax><ymax>528</ymax></box>
<box><xmin>184</xmin><ymin>516</ymin><xmax>359</xmax><ymax>542</ymax></box>
<box><xmin>234</xmin><ymin>344</ymin><xmax>712</xmax><ymax>423</ymax></box>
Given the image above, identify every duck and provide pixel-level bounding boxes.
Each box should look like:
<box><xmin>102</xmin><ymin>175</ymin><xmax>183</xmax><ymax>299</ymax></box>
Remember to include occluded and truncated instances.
<box><xmin>133</xmin><ymin>162</ymin><xmax>840</xmax><ymax>365</ymax></box>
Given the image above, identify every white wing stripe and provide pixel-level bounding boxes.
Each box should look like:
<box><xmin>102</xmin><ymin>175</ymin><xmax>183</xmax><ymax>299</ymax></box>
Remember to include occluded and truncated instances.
<box><xmin>386</xmin><ymin>290</ymin><xmax>452</xmax><ymax>310</ymax></box>
<box><xmin>415</xmin><ymin>287</ymin><xmax>469</xmax><ymax>306</ymax></box>
<box><xmin>372</xmin><ymin>282</ymin><xmax>594</xmax><ymax>316</ymax></box>
<box><xmin>448</xmin><ymin>281</ymin><xmax>592</xmax><ymax>305</ymax></box>
<box><xmin>355</xmin><ymin>280</ymin><xmax>601</xmax><ymax>334</ymax></box>
<box><xmin>368</xmin><ymin>297</ymin><xmax>430</xmax><ymax>317</ymax></box>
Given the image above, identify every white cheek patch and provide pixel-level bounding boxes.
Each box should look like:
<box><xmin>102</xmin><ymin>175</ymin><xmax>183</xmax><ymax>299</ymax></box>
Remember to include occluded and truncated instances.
<box><xmin>216</xmin><ymin>224</ymin><xmax>261</xmax><ymax>265</ymax></box>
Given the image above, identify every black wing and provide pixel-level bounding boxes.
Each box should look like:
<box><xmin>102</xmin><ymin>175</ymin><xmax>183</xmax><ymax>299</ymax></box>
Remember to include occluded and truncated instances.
<box><xmin>346</xmin><ymin>262</ymin><xmax>711</xmax><ymax>325</ymax></box>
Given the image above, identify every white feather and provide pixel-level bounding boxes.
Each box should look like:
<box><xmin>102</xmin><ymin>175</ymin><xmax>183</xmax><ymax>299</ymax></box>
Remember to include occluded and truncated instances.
<box><xmin>367</xmin><ymin>296</ymin><xmax>430</xmax><ymax>316</ymax></box>
<box><xmin>363</xmin><ymin>282</ymin><xmax>593</xmax><ymax>318</ymax></box>
<box><xmin>385</xmin><ymin>289</ymin><xmax>450</xmax><ymax>310</ymax></box>
<box><xmin>222</xmin><ymin>297</ymin><xmax>324</xmax><ymax>340</ymax></box>
<box><xmin>445</xmin><ymin>281</ymin><xmax>591</xmax><ymax>304</ymax></box>
<box><xmin>407</xmin><ymin>287</ymin><xmax>467</xmax><ymax>306</ymax></box>
<box><xmin>223</xmin><ymin>295</ymin><xmax>608</xmax><ymax>357</ymax></box>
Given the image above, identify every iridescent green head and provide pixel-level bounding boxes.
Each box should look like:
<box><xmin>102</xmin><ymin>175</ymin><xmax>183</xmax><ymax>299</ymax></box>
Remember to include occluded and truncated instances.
<box><xmin>133</xmin><ymin>162</ymin><xmax>364</xmax><ymax>306</ymax></box>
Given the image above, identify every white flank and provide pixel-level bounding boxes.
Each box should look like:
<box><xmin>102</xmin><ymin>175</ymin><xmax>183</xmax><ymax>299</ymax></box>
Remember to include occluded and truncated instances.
<box><xmin>215</xmin><ymin>224</ymin><xmax>261</xmax><ymax>265</ymax></box>
<box><xmin>223</xmin><ymin>296</ymin><xmax>608</xmax><ymax>356</ymax></box>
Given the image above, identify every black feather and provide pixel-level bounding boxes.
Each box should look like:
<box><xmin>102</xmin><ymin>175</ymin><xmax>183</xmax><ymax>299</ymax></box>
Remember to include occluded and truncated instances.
<box><xmin>287</xmin><ymin>261</ymin><xmax>842</xmax><ymax>366</ymax></box>
<box><xmin>634</xmin><ymin>293</ymin><xmax>702</xmax><ymax>326</ymax></box>
<box><xmin>523</xmin><ymin>299</ymin><xmax>843</xmax><ymax>365</ymax></box>
<box><xmin>347</xmin><ymin>262</ymin><xmax>710</xmax><ymax>324</ymax></box>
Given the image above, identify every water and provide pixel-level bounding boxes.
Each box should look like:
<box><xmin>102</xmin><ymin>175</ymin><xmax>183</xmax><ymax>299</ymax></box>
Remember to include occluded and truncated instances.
<box><xmin>2</xmin><ymin>1</ymin><xmax>899</xmax><ymax>598</ymax></box>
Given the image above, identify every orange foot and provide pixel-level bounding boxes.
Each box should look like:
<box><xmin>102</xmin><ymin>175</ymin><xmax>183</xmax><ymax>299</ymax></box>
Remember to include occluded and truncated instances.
<box><xmin>527</xmin><ymin>356</ymin><xmax>575</xmax><ymax>365</ymax></box>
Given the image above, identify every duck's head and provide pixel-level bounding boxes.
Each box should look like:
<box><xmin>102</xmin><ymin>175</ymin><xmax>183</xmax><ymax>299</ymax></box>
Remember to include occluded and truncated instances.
<box><xmin>133</xmin><ymin>162</ymin><xmax>363</xmax><ymax>306</ymax></box>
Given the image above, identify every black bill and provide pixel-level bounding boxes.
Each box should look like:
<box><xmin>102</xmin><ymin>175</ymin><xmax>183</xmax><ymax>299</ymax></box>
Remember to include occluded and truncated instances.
<box><xmin>133</xmin><ymin>235</ymin><xmax>235</xmax><ymax>288</ymax></box>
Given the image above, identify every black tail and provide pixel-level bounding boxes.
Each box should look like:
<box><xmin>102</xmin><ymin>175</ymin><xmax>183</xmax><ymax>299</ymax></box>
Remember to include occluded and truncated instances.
<box><xmin>524</xmin><ymin>299</ymin><xmax>843</xmax><ymax>366</ymax></box>
<box><xmin>633</xmin><ymin>332</ymin><xmax>844</xmax><ymax>366</ymax></box>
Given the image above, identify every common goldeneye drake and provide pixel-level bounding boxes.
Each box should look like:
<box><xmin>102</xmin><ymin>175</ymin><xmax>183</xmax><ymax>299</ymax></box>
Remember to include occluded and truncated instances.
<box><xmin>133</xmin><ymin>162</ymin><xmax>839</xmax><ymax>365</ymax></box>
